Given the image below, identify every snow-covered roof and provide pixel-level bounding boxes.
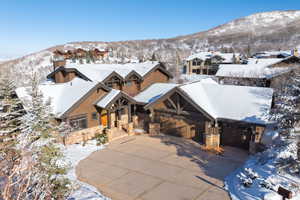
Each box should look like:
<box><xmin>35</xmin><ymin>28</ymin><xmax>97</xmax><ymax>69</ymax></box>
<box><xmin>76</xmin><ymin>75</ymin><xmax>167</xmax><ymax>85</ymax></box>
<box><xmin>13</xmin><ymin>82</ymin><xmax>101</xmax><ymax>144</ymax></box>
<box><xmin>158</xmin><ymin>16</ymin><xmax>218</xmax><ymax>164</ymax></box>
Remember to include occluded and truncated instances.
<box><xmin>64</xmin><ymin>61</ymin><xmax>161</xmax><ymax>82</ymax></box>
<box><xmin>216</xmin><ymin>58</ymin><xmax>292</xmax><ymax>78</ymax></box>
<box><xmin>180</xmin><ymin>74</ymin><xmax>217</xmax><ymax>83</ymax></box>
<box><xmin>253</xmin><ymin>50</ymin><xmax>291</xmax><ymax>58</ymax></box>
<box><xmin>186</xmin><ymin>51</ymin><xmax>240</xmax><ymax>63</ymax></box>
<box><xmin>142</xmin><ymin>78</ymin><xmax>273</xmax><ymax>124</ymax></box>
<box><xmin>16</xmin><ymin>78</ymin><xmax>98</xmax><ymax>118</ymax></box>
<box><xmin>134</xmin><ymin>83</ymin><xmax>178</xmax><ymax>104</ymax></box>
<box><xmin>179</xmin><ymin>80</ymin><xmax>273</xmax><ymax>124</ymax></box>
<box><xmin>95</xmin><ymin>89</ymin><xmax>120</xmax><ymax>108</ymax></box>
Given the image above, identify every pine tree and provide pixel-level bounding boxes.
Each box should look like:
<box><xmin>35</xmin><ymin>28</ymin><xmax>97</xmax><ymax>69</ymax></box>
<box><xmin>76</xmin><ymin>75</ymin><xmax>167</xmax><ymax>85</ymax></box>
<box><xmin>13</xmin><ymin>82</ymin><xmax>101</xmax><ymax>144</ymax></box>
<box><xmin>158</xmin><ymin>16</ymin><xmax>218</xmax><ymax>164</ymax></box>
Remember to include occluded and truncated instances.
<box><xmin>17</xmin><ymin>73</ymin><xmax>71</xmax><ymax>199</ymax></box>
<box><xmin>151</xmin><ymin>52</ymin><xmax>157</xmax><ymax>61</ymax></box>
<box><xmin>269</xmin><ymin>71</ymin><xmax>300</xmax><ymax>133</ymax></box>
<box><xmin>0</xmin><ymin>72</ymin><xmax>25</xmax><ymax>199</ymax></box>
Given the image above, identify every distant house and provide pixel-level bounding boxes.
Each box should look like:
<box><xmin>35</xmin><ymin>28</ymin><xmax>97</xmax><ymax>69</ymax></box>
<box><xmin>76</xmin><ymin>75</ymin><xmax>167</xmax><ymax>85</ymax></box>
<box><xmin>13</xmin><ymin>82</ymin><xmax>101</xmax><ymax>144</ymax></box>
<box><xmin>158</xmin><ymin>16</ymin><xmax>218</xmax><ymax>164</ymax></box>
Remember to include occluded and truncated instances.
<box><xmin>53</xmin><ymin>48</ymin><xmax>109</xmax><ymax>61</ymax></box>
<box><xmin>184</xmin><ymin>52</ymin><xmax>241</xmax><ymax>75</ymax></box>
<box><xmin>216</xmin><ymin>56</ymin><xmax>300</xmax><ymax>88</ymax></box>
<box><xmin>134</xmin><ymin>78</ymin><xmax>274</xmax><ymax>153</ymax></box>
<box><xmin>252</xmin><ymin>51</ymin><xmax>291</xmax><ymax>59</ymax></box>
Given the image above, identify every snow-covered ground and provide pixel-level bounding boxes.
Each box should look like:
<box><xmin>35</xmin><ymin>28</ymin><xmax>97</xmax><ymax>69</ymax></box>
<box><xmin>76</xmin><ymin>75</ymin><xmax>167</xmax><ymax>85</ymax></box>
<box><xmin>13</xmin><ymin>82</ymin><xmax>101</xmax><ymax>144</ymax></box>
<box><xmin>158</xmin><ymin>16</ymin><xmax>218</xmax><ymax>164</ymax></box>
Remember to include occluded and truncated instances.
<box><xmin>63</xmin><ymin>140</ymin><xmax>110</xmax><ymax>200</ymax></box>
<box><xmin>225</xmin><ymin>138</ymin><xmax>300</xmax><ymax>200</ymax></box>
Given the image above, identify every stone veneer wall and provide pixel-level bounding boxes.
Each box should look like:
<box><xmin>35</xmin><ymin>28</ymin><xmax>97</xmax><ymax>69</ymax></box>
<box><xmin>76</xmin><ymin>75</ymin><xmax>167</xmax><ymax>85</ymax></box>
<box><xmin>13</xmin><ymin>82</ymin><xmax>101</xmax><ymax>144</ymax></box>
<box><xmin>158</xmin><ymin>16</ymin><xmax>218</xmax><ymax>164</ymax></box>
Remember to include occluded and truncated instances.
<box><xmin>64</xmin><ymin>126</ymin><xmax>104</xmax><ymax>145</ymax></box>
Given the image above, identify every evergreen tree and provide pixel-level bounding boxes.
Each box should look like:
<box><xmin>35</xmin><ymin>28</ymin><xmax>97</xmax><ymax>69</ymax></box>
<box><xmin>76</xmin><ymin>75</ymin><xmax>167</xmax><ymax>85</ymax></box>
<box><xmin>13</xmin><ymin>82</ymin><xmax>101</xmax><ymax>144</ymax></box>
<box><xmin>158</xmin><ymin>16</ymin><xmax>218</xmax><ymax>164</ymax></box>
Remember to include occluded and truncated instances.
<box><xmin>17</xmin><ymin>73</ymin><xmax>71</xmax><ymax>199</ymax></box>
<box><xmin>151</xmin><ymin>52</ymin><xmax>157</xmax><ymax>61</ymax></box>
<box><xmin>269</xmin><ymin>71</ymin><xmax>300</xmax><ymax>133</ymax></box>
<box><xmin>0</xmin><ymin>73</ymin><xmax>25</xmax><ymax>199</ymax></box>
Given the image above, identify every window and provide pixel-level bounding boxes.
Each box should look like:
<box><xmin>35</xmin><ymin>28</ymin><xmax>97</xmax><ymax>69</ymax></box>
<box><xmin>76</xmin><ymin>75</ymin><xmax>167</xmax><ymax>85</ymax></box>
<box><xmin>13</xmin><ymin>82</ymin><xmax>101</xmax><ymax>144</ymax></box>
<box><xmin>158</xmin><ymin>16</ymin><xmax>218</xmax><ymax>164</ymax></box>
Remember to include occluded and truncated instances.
<box><xmin>105</xmin><ymin>82</ymin><xmax>113</xmax><ymax>88</ymax></box>
<box><xmin>70</xmin><ymin>116</ymin><xmax>88</xmax><ymax>130</ymax></box>
<box><xmin>92</xmin><ymin>112</ymin><xmax>98</xmax><ymax>120</ymax></box>
<box><xmin>126</xmin><ymin>81</ymin><xmax>132</xmax><ymax>86</ymax></box>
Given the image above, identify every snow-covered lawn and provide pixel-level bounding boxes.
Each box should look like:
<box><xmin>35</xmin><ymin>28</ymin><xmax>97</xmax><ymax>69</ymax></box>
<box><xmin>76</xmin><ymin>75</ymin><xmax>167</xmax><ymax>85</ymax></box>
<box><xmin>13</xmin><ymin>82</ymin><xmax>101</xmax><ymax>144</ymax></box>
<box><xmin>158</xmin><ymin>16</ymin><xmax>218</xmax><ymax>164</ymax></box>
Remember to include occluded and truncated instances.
<box><xmin>225</xmin><ymin>140</ymin><xmax>300</xmax><ymax>200</ymax></box>
<box><xmin>63</xmin><ymin>140</ymin><xmax>110</xmax><ymax>200</ymax></box>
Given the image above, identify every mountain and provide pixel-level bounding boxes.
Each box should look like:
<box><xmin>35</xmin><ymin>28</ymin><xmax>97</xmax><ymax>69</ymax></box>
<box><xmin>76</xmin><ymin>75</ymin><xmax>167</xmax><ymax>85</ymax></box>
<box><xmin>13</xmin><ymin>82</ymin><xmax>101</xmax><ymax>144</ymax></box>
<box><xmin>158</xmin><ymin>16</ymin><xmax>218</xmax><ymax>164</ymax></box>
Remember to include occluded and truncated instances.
<box><xmin>1</xmin><ymin>10</ymin><xmax>300</xmax><ymax>85</ymax></box>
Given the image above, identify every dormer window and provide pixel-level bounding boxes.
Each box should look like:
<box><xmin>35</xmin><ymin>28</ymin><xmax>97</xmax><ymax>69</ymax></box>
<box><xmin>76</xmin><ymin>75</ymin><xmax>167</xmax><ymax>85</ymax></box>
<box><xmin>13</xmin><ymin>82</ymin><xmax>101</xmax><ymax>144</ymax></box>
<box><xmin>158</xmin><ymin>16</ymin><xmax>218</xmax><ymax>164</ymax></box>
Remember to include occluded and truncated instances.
<box><xmin>192</xmin><ymin>58</ymin><xmax>202</xmax><ymax>66</ymax></box>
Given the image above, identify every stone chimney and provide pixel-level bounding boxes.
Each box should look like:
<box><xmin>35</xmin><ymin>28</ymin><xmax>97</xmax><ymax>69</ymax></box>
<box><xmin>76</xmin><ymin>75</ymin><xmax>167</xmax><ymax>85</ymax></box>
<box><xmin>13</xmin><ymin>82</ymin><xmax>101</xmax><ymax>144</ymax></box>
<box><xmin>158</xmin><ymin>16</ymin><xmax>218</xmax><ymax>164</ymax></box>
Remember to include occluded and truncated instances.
<box><xmin>52</xmin><ymin>55</ymin><xmax>66</xmax><ymax>71</ymax></box>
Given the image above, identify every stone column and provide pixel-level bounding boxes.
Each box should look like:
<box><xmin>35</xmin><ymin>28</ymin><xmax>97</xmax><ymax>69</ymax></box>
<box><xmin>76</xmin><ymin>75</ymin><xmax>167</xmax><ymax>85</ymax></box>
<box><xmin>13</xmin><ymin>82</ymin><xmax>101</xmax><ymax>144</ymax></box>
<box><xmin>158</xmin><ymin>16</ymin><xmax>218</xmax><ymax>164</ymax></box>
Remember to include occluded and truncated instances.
<box><xmin>132</xmin><ymin>115</ymin><xmax>138</xmax><ymax>128</ymax></box>
<box><xmin>204</xmin><ymin>121</ymin><xmax>220</xmax><ymax>149</ymax></box>
<box><xmin>127</xmin><ymin>122</ymin><xmax>134</xmax><ymax>135</ymax></box>
<box><xmin>149</xmin><ymin>123</ymin><xmax>160</xmax><ymax>136</ymax></box>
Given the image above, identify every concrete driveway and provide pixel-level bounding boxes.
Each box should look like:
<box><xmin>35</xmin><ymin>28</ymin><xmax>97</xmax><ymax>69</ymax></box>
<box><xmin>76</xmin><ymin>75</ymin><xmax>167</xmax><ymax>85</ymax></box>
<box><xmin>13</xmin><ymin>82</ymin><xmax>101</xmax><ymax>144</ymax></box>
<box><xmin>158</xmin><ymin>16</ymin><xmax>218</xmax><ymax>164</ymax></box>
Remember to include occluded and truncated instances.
<box><xmin>76</xmin><ymin>134</ymin><xmax>248</xmax><ymax>200</ymax></box>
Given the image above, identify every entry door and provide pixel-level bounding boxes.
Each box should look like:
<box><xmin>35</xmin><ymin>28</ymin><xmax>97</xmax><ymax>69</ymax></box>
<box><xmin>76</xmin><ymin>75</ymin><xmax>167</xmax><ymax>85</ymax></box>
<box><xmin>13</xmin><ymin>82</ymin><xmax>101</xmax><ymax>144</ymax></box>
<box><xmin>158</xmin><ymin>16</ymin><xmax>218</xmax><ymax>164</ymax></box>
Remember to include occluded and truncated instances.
<box><xmin>101</xmin><ymin>114</ymin><xmax>108</xmax><ymax>127</ymax></box>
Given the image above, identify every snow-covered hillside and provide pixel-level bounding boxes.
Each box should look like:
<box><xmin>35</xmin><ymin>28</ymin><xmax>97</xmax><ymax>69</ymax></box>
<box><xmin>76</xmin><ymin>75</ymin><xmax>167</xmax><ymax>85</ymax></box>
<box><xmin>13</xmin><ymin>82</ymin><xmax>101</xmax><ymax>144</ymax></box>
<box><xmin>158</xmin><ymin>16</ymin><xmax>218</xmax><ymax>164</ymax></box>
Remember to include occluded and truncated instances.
<box><xmin>209</xmin><ymin>10</ymin><xmax>300</xmax><ymax>36</ymax></box>
<box><xmin>1</xmin><ymin>10</ymin><xmax>300</xmax><ymax>86</ymax></box>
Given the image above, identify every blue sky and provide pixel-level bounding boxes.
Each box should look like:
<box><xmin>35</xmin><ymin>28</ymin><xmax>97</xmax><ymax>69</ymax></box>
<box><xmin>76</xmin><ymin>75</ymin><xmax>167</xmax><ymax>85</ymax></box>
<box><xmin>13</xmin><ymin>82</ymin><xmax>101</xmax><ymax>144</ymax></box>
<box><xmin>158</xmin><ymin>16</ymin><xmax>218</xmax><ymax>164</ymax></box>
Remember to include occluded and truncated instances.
<box><xmin>1</xmin><ymin>0</ymin><xmax>300</xmax><ymax>58</ymax></box>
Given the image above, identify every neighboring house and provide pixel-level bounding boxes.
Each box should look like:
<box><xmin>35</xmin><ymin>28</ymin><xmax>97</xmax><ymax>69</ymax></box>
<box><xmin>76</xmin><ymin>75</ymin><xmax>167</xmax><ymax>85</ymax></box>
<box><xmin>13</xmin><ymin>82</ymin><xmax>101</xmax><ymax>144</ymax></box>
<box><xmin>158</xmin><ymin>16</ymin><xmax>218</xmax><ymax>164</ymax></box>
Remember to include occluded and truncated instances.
<box><xmin>134</xmin><ymin>78</ymin><xmax>274</xmax><ymax>153</ymax></box>
<box><xmin>216</xmin><ymin>56</ymin><xmax>300</xmax><ymax>88</ymax></box>
<box><xmin>53</xmin><ymin>48</ymin><xmax>109</xmax><ymax>60</ymax></box>
<box><xmin>252</xmin><ymin>51</ymin><xmax>292</xmax><ymax>59</ymax></box>
<box><xmin>47</xmin><ymin>60</ymin><xmax>173</xmax><ymax>97</ymax></box>
<box><xmin>184</xmin><ymin>51</ymin><xmax>241</xmax><ymax>75</ymax></box>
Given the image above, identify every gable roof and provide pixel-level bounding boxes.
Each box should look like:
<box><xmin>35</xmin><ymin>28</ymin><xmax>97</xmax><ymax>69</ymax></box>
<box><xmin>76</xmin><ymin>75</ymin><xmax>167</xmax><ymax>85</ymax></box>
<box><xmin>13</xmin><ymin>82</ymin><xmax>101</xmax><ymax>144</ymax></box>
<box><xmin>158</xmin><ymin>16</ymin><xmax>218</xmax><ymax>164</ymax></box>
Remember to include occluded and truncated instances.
<box><xmin>134</xmin><ymin>83</ymin><xmax>178</xmax><ymax>104</ymax></box>
<box><xmin>46</xmin><ymin>67</ymin><xmax>91</xmax><ymax>81</ymax></box>
<box><xmin>16</xmin><ymin>78</ymin><xmax>109</xmax><ymax>119</ymax></box>
<box><xmin>142</xmin><ymin>78</ymin><xmax>273</xmax><ymax>125</ymax></box>
<box><xmin>186</xmin><ymin>51</ymin><xmax>240</xmax><ymax>63</ymax></box>
<box><xmin>216</xmin><ymin>57</ymin><xmax>298</xmax><ymax>79</ymax></box>
<box><xmin>95</xmin><ymin>89</ymin><xmax>138</xmax><ymax>109</ymax></box>
<box><xmin>63</xmin><ymin>61</ymin><xmax>172</xmax><ymax>83</ymax></box>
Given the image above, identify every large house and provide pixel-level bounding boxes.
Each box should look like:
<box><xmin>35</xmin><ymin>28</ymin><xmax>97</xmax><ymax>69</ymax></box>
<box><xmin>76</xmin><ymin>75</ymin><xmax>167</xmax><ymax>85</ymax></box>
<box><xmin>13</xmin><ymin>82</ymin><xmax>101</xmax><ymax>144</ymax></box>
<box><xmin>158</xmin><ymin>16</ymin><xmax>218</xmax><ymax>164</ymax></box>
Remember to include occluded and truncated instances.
<box><xmin>184</xmin><ymin>52</ymin><xmax>241</xmax><ymax>75</ymax></box>
<box><xmin>216</xmin><ymin>56</ymin><xmax>300</xmax><ymax>88</ymax></box>
<box><xmin>134</xmin><ymin>78</ymin><xmax>274</xmax><ymax>153</ymax></box>
<box><xmin>16</xmin><ymin>57</ymin><xmax>274</xmax><ymax>153</ymax></box>
<box><xmin>16</xmin><ymin>60</ymin><xmax>173</xmax><ymax>144</ymax></box>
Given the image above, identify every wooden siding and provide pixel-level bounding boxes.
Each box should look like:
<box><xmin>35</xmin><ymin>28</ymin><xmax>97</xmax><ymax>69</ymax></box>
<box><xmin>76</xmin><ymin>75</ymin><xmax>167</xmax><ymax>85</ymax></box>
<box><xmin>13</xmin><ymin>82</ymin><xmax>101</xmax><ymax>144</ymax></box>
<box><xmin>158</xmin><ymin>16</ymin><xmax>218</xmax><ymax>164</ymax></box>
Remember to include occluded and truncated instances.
<box><xmin>66</xmin><ymin>87</ymin><xmax>108</xmax><ymax>129</ymax></box>
<box><xmin>140</xmin><ymin>69</ymin><xmax>169</xmax><ymax>90</ymax></box>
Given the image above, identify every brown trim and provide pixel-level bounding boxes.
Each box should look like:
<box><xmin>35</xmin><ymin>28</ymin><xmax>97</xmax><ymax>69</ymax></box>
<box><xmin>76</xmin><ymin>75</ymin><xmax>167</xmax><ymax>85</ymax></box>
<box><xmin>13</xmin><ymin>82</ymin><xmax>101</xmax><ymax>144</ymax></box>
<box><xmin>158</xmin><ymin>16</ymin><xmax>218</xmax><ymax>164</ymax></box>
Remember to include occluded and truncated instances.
<box><xmin>94</xmin><ymin>90</ymin><xmax>138</xmax><ymax>109</ymax></box>
<box><xmin>102</xmin><ymin>71</ymin><xmax>124</xmax><ymax>83</ymax></box>
<box><xmin>144</xmin><ymin>87</ymin><xmax>215</xmax><ymax>121</ymax></box>
<box><xmin>125</xmin><ymin>70</ymin><xmax>143</xmax><ymax>81</ymax></box>
<box><xmin>47</xmin><ymin>67</ymin><xmax>91</xmax><ymax>81</ymax></box>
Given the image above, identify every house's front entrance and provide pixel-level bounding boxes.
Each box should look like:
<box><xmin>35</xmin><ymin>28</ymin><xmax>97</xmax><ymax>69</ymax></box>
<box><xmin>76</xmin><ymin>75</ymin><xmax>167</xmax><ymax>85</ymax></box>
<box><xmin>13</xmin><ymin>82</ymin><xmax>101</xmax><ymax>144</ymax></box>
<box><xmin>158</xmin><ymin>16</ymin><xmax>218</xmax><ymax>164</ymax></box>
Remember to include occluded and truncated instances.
<box><xmin>100</xmin><ymin>111</ymin><xmax>108</xmax><ymax>127</ymax></box>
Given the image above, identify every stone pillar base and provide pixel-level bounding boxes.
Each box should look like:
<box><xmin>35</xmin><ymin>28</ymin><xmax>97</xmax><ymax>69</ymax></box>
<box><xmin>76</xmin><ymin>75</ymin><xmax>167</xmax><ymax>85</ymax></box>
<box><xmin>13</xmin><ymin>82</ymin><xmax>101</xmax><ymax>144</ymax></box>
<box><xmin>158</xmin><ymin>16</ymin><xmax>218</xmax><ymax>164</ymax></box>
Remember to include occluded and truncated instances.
<box><xmin>105</xmin><ymin>128</ymin><xmax>113</xmax><ymax>142</ymax></box>
<box><xmin>127</xmin><ymin>122</ymin><xmax>134</xmax><ymax>135</ymax></box>
<box><xmin>149</xmin><ymin>123</ymin><xmax>160</xmax><ymax>136</ymax></box>
<box><xmin>132</xmin><ymin>115</ymin><xmax>138</xmax><ymax>128</ymax></box>
<box><xmin>204</xmin><ymin>133</ymin><xmax>220</xmax><ymax>149</ymax></box>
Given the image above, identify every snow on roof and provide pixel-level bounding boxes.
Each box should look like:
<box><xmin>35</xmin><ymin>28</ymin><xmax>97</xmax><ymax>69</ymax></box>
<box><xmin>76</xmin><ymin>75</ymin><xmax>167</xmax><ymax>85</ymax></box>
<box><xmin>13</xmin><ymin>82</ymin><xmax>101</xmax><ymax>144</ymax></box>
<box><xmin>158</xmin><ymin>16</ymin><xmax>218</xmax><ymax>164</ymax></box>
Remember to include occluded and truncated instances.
<box><xmin>253</xmin><ymin>50</ymin><xmax>291</xmax><ymax>58</ymax></box>
<box><xmin>216</xmin><ymin>58</ymin><xmax>291</xmax><ymax>78</ymax></box>
<box><xmin>134</xmin><ymin>83</ymin><xmax>178</xmax><ymax>104</ymax></box>
<box><xmin>139</xmin><ymin>78</ymin><xmax>273</xmax><ymax>124</ymax></box>
<box><xmin>16</xmin><ymin>78</ymin><xmax>97</xmax><ymax>118</ymax></box>
<box><xmin>179</xmin><ymin>80</ymin><xmax>273</xmax><ymax>124</ymax></box>
<box><xmin>180</xmin><ymin>74</ymin><xmax>217</xmax><ymax>83</ymax></box>
<box><xmin>95</xmin><ymin>89</ymin><xmax>120</xmax><ymax>108</ymax></box>
<box><xmin>186</xmin><ymin>52</ymin><xmax>212</xmax><ymax>61</ymax></box>
<box><xmin>65</xmin><ymin>61</ymin><xmax>160</xmax><ymax>82</ymax></box>
<box><xmin>186</xmin><ymin>51</ymin><xmax>240</xmax><ymax>63</ymax></box>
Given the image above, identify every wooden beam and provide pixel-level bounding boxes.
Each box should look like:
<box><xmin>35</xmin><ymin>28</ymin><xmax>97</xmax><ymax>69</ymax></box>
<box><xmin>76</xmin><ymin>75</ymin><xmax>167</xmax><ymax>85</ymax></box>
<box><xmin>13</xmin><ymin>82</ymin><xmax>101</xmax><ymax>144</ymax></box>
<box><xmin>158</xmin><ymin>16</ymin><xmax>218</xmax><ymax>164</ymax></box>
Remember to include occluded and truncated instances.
<box><xmin>107</xmin><ymin>110</ymin><xmax>111</xmax><ymax>129</ymax></box>
<box><xmin>128</xmin><ymin>104</ymin><xmax>132</xmax><ymax>123</ymax></box>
